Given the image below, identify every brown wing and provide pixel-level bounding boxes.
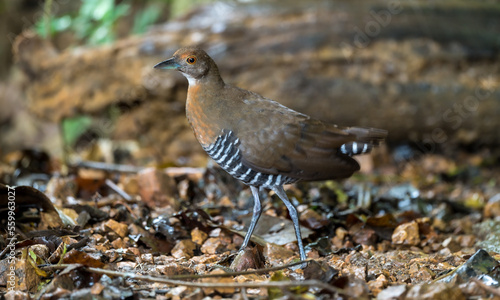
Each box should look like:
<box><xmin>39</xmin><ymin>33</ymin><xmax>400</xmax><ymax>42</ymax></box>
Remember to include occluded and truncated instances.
<box><xmin>232</xmin><ymin>91</ymin><xmax>362</xmax><ymax>181</ymax></box>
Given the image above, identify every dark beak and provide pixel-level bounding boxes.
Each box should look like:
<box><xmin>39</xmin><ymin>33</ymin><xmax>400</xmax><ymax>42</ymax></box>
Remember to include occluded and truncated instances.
<box><xmin>153</xmin><ymin>58</ymin><xmax>180</xmax><ymax>70</ymax></box>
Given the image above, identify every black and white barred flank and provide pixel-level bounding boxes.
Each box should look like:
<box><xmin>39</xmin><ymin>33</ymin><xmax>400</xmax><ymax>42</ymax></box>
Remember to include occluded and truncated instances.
<box><xmin>339</xmin><ymin>142</ymin><xmax>372</xmax><ymax>156</ymax></box>
<box><xmin>203</xmin><ymin>131</ymin><xmax>298</xmax><ymax>188</ymax></box>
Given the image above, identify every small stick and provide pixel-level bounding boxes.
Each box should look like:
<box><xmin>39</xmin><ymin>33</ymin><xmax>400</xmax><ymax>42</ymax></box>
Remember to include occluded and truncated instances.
<box><xmin>42</xmin><ymin>263</ymin><xmax>346</xmax><ymax>295</ymax></box>
<box><xmin>73</xmin><ymin>160</ymin><xmax>144</xmax><ymax>173</ymax></box>
<box><xmin>105</xmin><ymin>179</ymin><xmax>132</xmax><ymax>201</ymax></box>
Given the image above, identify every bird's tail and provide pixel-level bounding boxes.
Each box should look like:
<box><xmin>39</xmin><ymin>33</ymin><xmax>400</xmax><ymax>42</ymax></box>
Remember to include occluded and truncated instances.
<box><xmin>340</xmin><ymin>127</ymin><xmax>387</xmax><ymax>156</ymax></box>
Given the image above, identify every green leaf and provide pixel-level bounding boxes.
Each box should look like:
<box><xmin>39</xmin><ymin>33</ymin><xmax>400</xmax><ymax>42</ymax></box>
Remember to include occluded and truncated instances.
<box><xmin>62</xmin><ymin>115</ymin><xmax>93</xmax><ymax>147</ymax></box>
<box><xmin>268</xmin><ymin>271</ymin><xmax>290</xmax><ymax>299</ymax></box>
<box><xmin>132</xmin><ymin>3</ymin><xmax>162</xmax><ymax>34</ymax></box>
<box><xmin>29</xmin><ymin>249</ymin><xmax>38</xmax><ymax>261</ymax></box>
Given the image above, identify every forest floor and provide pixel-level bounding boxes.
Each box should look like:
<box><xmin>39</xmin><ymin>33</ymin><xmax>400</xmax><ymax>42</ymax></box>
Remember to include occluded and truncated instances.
<box><xmin>1</xmin><ymin>146</ymin><xmax>500</xmax><ymax>299</ymax></box>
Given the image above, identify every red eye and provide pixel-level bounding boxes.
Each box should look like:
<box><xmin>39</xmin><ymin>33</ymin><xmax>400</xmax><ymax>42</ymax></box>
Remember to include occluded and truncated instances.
<box><xmin>186</xmin><ymin>56</ymin><xmax>196</xmax><ymax>64</ymax></box>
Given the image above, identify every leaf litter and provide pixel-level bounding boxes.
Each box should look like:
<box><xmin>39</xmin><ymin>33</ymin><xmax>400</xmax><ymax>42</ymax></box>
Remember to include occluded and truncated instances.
<box><xmin>1</xmin><ymin>147</ymin><xmax>500</xmax><ymax>299</ymax></box>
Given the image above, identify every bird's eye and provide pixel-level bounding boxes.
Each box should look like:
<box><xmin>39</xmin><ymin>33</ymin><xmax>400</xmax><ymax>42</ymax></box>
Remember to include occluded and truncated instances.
<box><xmin>186</xmin><ymin>56</ymin><xmax>196</xmax><ymax>64</ymax></box>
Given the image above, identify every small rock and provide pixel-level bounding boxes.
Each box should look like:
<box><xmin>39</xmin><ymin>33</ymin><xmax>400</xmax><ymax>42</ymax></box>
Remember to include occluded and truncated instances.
<box><xmin>392</xmin><ymin>221</ymin><xmax>420</xmax><ymax>246</ymax></box>
<box><xmin>306</xmin><ymin>248</ymin><xmax>320</xmax><ymax>259</ymax></box>
<box><xmin>232</xmin><ymin>233</ymin><xmax>244</xmax><ymax>249</ymax></box>
<box><xmin>201</xmin><ymin>269</ymin><xmax>235</xmax><ymax>295</ymax></box>
<box><xmin>119</xmin><ymin>174</ymin><xmax>140</xmax><ymax>196</ymax></box>
<box><xmin>166</xmin><ymin>286</ymin><xmax>188</xmax><ymax>298</ymax></box>
<box><xmin>456</xmin><ymin>235</ymin><xmax>475</xmax><ymax>247</ymax></box>
<box><xmin>346</xmin><ymin>251</ymin><xmax>369</xmax><ymax>266</ymax></box>
<box><xmin>90</xmin><ymin>282</ymin><xmax>105</xmax><ymax>295</ymax></box>
<box><xmin>76</xmin><ymin>168</ymin><xmax>106</xmax><ymax>196</ymax></box>
<box><xmin>484</xmin><ymin>193</ymin><xmax>500</xmax><ymax>218</ymax></box>
<box><xmin>474</xmin><ymin>220</ymin><xmax>500</xmax><ymax>253</ymax></box>
<box><xmin>235</xmin><ymin>274</ymin><xmax>267</xmax><ymax>283</ymax></box>
<box><xmin>336</xmin><ymin>227</ymin><xmax>348</xmax><ymax>240</ymax></box>
<box><xmin>127</xmin><ymin>247</ymin><xmax>142</xmax><ymax>258</ymax></box>
<box><xmin>137</xmin><ymin>167</ymin><xmax>179</xmax><ymax>209</ymax></box>
<box><xmin>116</xmin><ymin>261</ymin><xmax>136</xmax><ymax>272</ymax></box>
<box><xmin>458</xmin><ymin>280</ymin><xmax>486</xmax><ymax>298</ymax></box>
<box><xmin>154</xmin><ymin>255</ymin><xmax>176</xmax><ymax>264</ymax></box>
<box><xmin>182</xmin><ymin>288</ymin><xmax>204</xmax><ymax>300</ymax></box>
<box><xmin>408</xmin><ymin>263</ymin><xmax>434</xmax><ymax>283</ymax></box>
<box><xmin>406</xmin><ymin>282</ymin><xmax>465</xmax><ymax>300</ymax></box>
<box><xmin>190</xmin><ymin>254</ymin><xmax>220</xmax><ymax>265</ymax></box>
<box><xmin>345</xmin><ymin>277</ymin><xmax>370</xmax><ymax>298</ymax></box>
<box><xmin>141</xmin><ymin>253</ymin><xmax>154</xmax><ymax>264</ymax></box>
<box><xmin>368</xmin><ymin>274</ymin><xmax>389</xmax><ymax>296</ymax></box>
<box><xmin>111</xmin><ymin>238</ymin><xmax>126</xmax><ymax>249</ymax></box>
<box><xmin>352</xmin><ymin>227</ymin><xmax>378</xmax><ymax>246</ymax></box>
<box><xmin>376</xmin><ymin>285</ymin><xmax>407</xmax><ymax>300</ymax></box>
<box><xmin>104</xmin><ymin>219</ymin><xmax>129</xmax><ymax>238</ymax></box>
<box><xmin>437</xmin><ymin>249</ymin><xmax>499</xmax><ymax>284</ymax></box>
<box><xmin>95</xmin><ymin>242</ymin><xmax>110</xmax><ymax>252</ymax></box>
<box><xmin>171</xmin><ymin>239</ymin><xmax>197</xmax><ymax>259</ymax></box>
<box><xmin>200</xmin><ymin>237</ymin><xmax>231</xmax><ymax>254</ymax></box>
<box><xmin>93</xmin><ymin>233</ymin><xmax>105</xmax><ymax>243</ymax></box>
<box><xmin>128</xmin><ymin>223</ymin><xmax>142</xmax><ymax>236</ymax></box>
<box><xmin>304</xmin><ymin>260</ymin><xmax>338</xmax><ymax>283</ymax></box>
<box><xmin>441</xmin><ymin>236</ymin><xmax>461</xmax><ymax>252</ymax></box>
<box><xmin>263</xmin><ymin>243</ymin><xmax>296</xmax><ymax>266</ymax></box>
<box><xmin>331</xmin><ymin>235</ymin><xmax>344</xmax><ymax>250</ymax></box>
<box><xmin>343</xmin><ymin>265</ymin><xmax>367</xmax><ymax>281</ymax></box>
<box><xmin>158</xmin><ymin>263</ymin><xmax>194</xmax><ymax>277</ymax></box>
<box><xmin>208</xmin><ymin>228</ymin><xmax>223</xmax><ymax>237</ymax></box>
<box><xmin>299</xmin><ymin>209</ymin><xmax>326</xmax><ymax>229</ymax></box>
<box><xmin>4</xmin><ymin>291</ymin><xmax>31</xmax><ymax>300</ymax></box>
<box><xmin>219</xmin><ymin>196</ymin><xmax>235</xmax><ymax>208</ymax></box>
<box><xmin>230</xmin><ymin>247</ymin><xmax>263</xmax><ymax>272</ymax></box>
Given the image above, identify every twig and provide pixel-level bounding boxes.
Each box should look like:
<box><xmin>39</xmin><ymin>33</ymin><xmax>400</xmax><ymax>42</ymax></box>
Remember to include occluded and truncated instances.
<box><xmin>105</xmin><ymin>179</ymin><xmax>132</xmax><ymax>201</ymax></box>
<box><xmin>241</xmin><ymin>288</ymin><xmax>249</xmax><ymax>300</ymax></box>
<box><xmin>41</xmin><ymin>263</ymin><xmax>346</xmax><ymax>295</ymax></box>
<box><xmin>72</xmin><ymin>160</ymin><xmax>144</xmax><ymax>173</ymax></box>
<box><xmin>0</xmin><ymin>234</ymin><xmax>19</xmax><ymax>259</ymax></box>
<box><xmin>169</xmin><ymin>259</ymin><xmax>310</xmax><ymax>279</ymax></box>
<box><xmin>471</xmin><ymin>278</ymin><xmax>500</xmax><ymax>297</ymax></box>
<box><xmin>43</xmin><ymin>260</ymin><xmax>309</xmax><ymax>280</ymax></box>
<box><xmin>0</xmin><ymin>243</ymin><xmax>11</xmax><ymax>259</ymax></box>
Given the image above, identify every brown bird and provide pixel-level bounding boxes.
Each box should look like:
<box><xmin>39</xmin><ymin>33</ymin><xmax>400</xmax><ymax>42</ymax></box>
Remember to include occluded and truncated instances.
<box><xmin>154</xmin><ymin>47</ymin><xmax>387</xmax><ymax>261</ymax></box>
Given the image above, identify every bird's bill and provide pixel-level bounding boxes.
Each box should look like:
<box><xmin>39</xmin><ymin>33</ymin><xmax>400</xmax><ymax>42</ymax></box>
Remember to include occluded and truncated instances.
<box><xmin>153</xmin><ymin>58</ymin><xmax>180</xmax><ymax>70</ymax></box>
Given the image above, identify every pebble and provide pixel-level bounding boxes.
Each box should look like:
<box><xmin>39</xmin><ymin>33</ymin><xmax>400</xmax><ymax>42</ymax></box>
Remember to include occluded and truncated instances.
<box><xmin>405</xmin><ymin>282</ymin><xmax>465</xmax><ymax>300</ymax></box>
<box><xmin>392</xmin><ymin>221</ymin><xmax>420</xmax><ymax>245</ymax></box>
<box><xmin>368</xmin><ymin>274</ymin><xmax>388</xmax><ymax>296</ymax></box>
<box><xmin>377</xmin><ymin>285</ymin><xmax>407</xmax><ymax>300</ymax></box>
<box><xmin>263</xmin><ymin>243</ymin><xmax>295</xmax><ymax>266</ymax></box>
<box><xmin>171</xmin><ymin>239</ymin><xmax>197</xmax><ymax>259</ymax></box>
<box><xmin>200</xmin><ymin>237</ymin><xmax>232</xmax><ymax>254</ymax></box>
<box><xmin>104</xmin><ymin>219</ymin><xmax>129</xmax><ymax>238</ymax></box>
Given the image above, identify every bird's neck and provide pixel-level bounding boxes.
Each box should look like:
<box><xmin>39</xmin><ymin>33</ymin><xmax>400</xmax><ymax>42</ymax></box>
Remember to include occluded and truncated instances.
<box><xmin>185</xmin><ymin>73</ymin><xmax>226</xmax><ymax>147</ymax></box>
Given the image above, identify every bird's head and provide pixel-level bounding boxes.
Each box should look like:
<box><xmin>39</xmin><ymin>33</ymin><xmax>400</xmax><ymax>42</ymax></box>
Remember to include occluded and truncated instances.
<box><xmin>154</xmin><ymin>47</ymin><xmax>219</xmax><ymax>84</ymax></box>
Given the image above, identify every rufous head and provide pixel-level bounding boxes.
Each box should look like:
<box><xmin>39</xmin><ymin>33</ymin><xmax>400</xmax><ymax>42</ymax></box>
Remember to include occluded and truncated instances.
<box><xmin>154</xmin><ymin>47</ymin><xmax>220</xmax><ymax>84</ymax></box>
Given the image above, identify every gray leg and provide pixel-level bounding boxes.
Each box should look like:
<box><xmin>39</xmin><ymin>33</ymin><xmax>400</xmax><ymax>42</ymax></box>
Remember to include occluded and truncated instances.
<box><xmin>240</xmin><ymin>186</ymin><xmax>263</xmax><ymax>251</ymax></box>
<box><xmin>272</xmin><ymin>186</ymin><xmax>307</xmax><ymax>261</ymax></box>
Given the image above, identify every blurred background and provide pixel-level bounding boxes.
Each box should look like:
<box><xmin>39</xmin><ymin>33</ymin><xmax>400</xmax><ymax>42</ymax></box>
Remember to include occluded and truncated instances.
<box><xmin>0</xmin><ymin>0</ymin><xmax>499</xmax><ymax>171</ymax></box>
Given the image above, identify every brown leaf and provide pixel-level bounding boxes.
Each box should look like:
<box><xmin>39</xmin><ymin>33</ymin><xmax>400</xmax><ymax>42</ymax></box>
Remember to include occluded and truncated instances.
<box><xmin>0</xmin><ymin>184</ymin><xmax>63</xmax><ymax>230</ymax></box>
<box><xmin>62</xmin><ymin>249</ymin><xmax>105</xmax><ymax>268</ymax></box>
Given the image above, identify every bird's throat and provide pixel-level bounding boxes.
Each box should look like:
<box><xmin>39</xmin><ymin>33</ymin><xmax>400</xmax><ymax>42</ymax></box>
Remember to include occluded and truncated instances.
<box><xmin>186</xmin><ymin>83</ymin><xmax>220</xmax><ymax>147</ymax></box>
